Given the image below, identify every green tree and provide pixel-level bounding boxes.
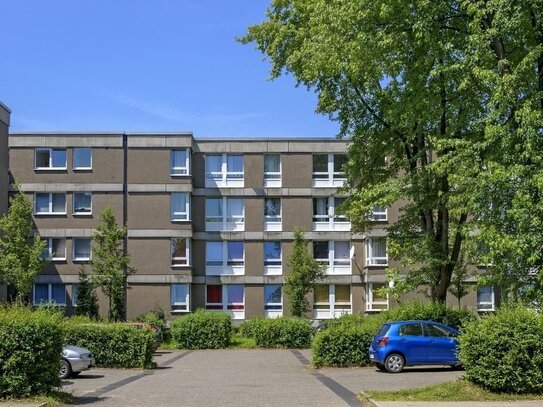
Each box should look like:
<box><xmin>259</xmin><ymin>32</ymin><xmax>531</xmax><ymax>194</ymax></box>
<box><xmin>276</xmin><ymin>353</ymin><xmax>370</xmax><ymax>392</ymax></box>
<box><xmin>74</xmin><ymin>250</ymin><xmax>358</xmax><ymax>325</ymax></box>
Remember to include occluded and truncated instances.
<box><xmin>91</xmin><ymin>208</ymin><xmax>134</xmax><ymax>321</ymax></box>
<box><xmin>241</xmin><ymin>0</ymin><xmax>543</xmax><ymax>303</ymax></box>
<box><xmin>285</xmin><ymin>228</ymin><xmax>325</xmax><ymax>318</ymax></box>
<box><xmin>75</xmin><ymin>266</ymin><xmax>99</xmax><ymax>319</ymax></box>
<box><xmin>448</xmin><ymin>266</ymin><xmax>471</xmax><ymax>309</ymax></box>
<box><xmin>0</xmin><ymin>188</ymin><xmax>48</xmax><ymax>305</ymax></box>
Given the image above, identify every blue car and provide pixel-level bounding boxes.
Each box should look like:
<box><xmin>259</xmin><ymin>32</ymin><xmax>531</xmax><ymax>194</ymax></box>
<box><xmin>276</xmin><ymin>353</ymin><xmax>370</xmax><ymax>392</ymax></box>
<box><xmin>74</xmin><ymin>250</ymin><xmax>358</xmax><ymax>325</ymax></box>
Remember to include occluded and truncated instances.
<box><xmin>368</xmin><ymin>320</ymin><xmax>460</xmax><ymax>373</ymax></box>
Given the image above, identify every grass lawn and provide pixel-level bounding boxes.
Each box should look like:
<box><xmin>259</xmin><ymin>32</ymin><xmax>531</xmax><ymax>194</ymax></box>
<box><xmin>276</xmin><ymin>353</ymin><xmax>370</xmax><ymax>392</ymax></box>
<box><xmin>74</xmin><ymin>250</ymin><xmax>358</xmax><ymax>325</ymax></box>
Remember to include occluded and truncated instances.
<box><xmin>364</xmin><ymin>380</ymin><xmax>543</xmax><ymax>402</ymax></box>
<box><xmin>158</xmin><ymin>333</ymin><xmax>256</xmax><ymax>350</ymax></box>
<box><xmin>1</xmin><ymin>391</ymin><xmax>74</xmax><ymax>406</ymax></box>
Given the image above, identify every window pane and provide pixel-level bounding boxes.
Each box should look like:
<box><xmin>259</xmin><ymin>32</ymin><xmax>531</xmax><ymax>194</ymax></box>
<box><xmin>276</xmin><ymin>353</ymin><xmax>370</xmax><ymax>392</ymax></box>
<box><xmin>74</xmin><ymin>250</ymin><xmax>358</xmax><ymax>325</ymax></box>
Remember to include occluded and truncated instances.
<box><xmin>73</xmin><ymin>285</ymin><xmax>78</xmax><ymax>306</ymax></box>
<box><xmin>371</xmin><ymin>238</ymin><xmax>387</xmax><ymax>257</ymax></box>
<box><xmin>51</xmin><ymin>284</ymin><xmax>66</xmax><ymax>304</ymax></box>
<box><xmin>52</xmin><ymin>149</ymin><xmax>66</xmax><ymax>168</ymax></box>
<box><xmin>227</xmin><ymin>199</ymin><xmax>244</xmax><ymax>218</ymax></box>
<box><xmin>227</xmin><ymin>285</ymin><xmax>244</xmax><ymax>303</ymax></box>
<box><xmin>73</xmin><ymin>148</ymin><xmax>92</xmax><ymax>168</ymax></box>
<box><xmin>334</xmin><ymin>241</ymin><xmax>350</xmax><ymax>260</ymax></box>
<box><xmin>227</xmin><ymin>241</ymin><xmax>244</xmax><ymax>260</ymax></box>
<box><xmin>52</xmin><ymin>193</ymin><xmax>66</xmax><ymax>212</ymax></box>
<box><xmin>171</xmin><ymin>284</ymin><xmax>187</xmax><ymax>304</ymax></box>
<box><xmin>427</xmin><ymin>324</ymin><xmax>454</xmax><ymax>338</ymax></box>
<box><xmin>372</xmin><ymin>283</ymin><xmax>387</xmax><ymax>301</ymax></box>
<box><xmin>477</xmin><ymin>286</ymin><xmax>492</xmax><ymax>303</ymax></box>
<box><xmin>313</xmin><ymin>154</ymin><xmax>328</xmax><ymax>172</ymax></box>
<box><xmin>264</xmin><ymin>241</ymin><xmax>281</xmax><ymax>260</ymax></box>
<box><xmin>227</xmin><ymin>155</ymin><xmax>243</xmax><ymax>173</ymax></box>
<box><xmin>314</xmin><ymin>285</ymin><xmax>329</xmax><ymax>303</ymax></box>
<box><xmin>313</xmin><ymin>198</ymin><xmax>328</xmax><ymax>216</ymax></box>
<box><xmin>264</xmin><ymin>285</ymin><xmax>282</xmax><ymax>303</ymax></box>
<box><xmin>333</xmin><ymin>154</ymin><xmax>347</xmax><ymax>173</ymax></box>
<box><xmin>41</xmin><ymin>241</ymin><xmax>50</xmax><ymax>259</ymax></box>
<box><xmin>264</xmin><ymin>198</ymin><xmax>281</xmax><ymax>216</ymax></box>
<box><xmin>206</xmin><ymin>242</ymin><xmax>222</xmax><ymax>263</ymax></box>
<box><xmin>35</xmin><ymin>150</ymin><xmax>50</xmax><ymax>167</ymax></box>
<box><xmin>206</xmin><ymin>198</ymin><xmax>223</xmax><ymax>219</ymax></box>
<box><xmin>171</xmin><ymin>150</ymin><xmax>187</xmax><ymax>169</ymax></box>
<box><xmin>34</xmin><ymin>284</ymin><xmax>49</xmax><ymax>304</ymax></box>
<box><xmin>172</xmin><ymin>193</ymin><xmax>188</xmax><ymax>219</ymax></box>
<box><xmin>313</xmin><ymin>241</ymin><xmax>329</xmax><ymax>259</ymax></box>
<box><xmin>73</xmin><ymin>192</ymin><xmax>91</xmax><ymax>213</ymax></box>
<box><xmin>398</xmin><ymin>323</ymin><xmax>423</xmax><ymax>336</ymax></box>
<box><xmin>74</xmin><ymin>239</ymin><xmax>91</xmax><ymax>259</ymax></box>
<box><xmin>335</xmin><ymin>285</ymin><xmax>350</xmax><ymax>302</ymax></box>
<box><xmin>51</xmin><ymin>239</ymin><xmax>66</xmax><ymax>258</ymax></box>
<box><xmin>35</xmin><ymin>193</ymin><xmax>49</xmax><ymax>212</ymax></box>
<box><xmin>206</xmin><ymin>155</ymin><xmax>222</xmax><ymax>173</ymax></box>
<box><xmin>207</xmin><ymin>285</ymin><xmax>222</xmax><ymax>303</ymax></box>
<box><xmin>171</xmin><ymin>238</ymin><xmax>187</xmax><ymax>258</ymax></box>
<box><xmin>264</xmin><ymin>154</ymin><xmax>280</xmax><ymax>173</ymax></box>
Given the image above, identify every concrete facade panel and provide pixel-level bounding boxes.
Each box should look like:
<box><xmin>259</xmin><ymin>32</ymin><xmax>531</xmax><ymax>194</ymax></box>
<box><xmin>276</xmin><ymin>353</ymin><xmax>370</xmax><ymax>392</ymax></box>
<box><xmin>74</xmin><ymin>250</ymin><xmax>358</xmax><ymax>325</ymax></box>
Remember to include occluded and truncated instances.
<box><xmin>245</xmin><ymin>241</ymin><xmax>263</xmax><ymax>277</ymax></box>
<box><xmin>244</xmin><ymin>154</ymin><xmax>263</xmax><ymax>189</ymax></box>
<box><xmin>127</xmin><ymin>193</ymin><xmax>192</xmax><ymax>230</ymax></box>
<box><xmin>245</xmin><ymin>285</ymin><xmax>263</xmax><ymax>319</ymax></box>
<box><xmin>282</xmin><ymin>154</ymin><xmax>312</xmax><ymax>188</ymax></box>
<box><xmin>128</xmin><ymin>238</ymin><xmax>173</xmax><ymax>275</ymax></box>
<box><xmin>245</xmin><ymin>197</ymin><xmax>263</xmax><ymax>233</ymax></box>
<box><xmin>282</xmin><ymin>197</ymin><xmax>312</xmax><ymax>232</ymax></box>
<box><xmin>128</xmin><ymin>149</ymin><xmax>170</xmax><ymax>184</ymax></box>
<box><xmin>126</xmin><ymin>284</ymin><xmax>170</xmax><ymax>320</ymax></box>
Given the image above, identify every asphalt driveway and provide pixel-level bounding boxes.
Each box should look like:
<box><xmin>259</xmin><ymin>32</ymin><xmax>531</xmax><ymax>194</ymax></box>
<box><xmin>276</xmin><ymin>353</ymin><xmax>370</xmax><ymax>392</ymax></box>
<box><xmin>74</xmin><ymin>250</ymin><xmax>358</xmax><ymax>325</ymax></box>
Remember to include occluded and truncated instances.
<box><xmin>61</xmin><ymin>349</ymin><xmax>462</xmax><ymax>407</ymax></box>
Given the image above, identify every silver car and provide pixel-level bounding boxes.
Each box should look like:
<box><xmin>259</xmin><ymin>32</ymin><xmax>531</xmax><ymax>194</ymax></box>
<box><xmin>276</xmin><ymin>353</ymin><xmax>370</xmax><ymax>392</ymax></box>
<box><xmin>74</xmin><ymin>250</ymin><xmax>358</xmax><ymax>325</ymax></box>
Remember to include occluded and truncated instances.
<box><xmin>60</xmin><ymin>345</ymin><xmax>95</xmax><ymax>379</ymax></box>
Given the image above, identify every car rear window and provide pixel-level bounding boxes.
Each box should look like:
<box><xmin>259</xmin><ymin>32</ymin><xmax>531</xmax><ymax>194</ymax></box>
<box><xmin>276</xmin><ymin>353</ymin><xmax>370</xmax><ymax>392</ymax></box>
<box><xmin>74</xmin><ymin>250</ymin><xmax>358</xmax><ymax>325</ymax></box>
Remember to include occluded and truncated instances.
<box><xmin>377</xmin><ymin>324</ymin><xmax>391</xmax><ymax>337</ymax></box>
<box><xmin>398</xmin><ymin>323</ymin><xmax>423</xmax><ymax>336</ymax></box>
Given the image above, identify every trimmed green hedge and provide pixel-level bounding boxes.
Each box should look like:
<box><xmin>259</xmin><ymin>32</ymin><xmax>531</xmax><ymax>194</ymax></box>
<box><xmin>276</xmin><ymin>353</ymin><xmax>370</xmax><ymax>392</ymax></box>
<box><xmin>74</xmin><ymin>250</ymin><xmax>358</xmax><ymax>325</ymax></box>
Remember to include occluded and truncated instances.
<box><xmin>170</xmin><ymin>310</ymin><xmax>232</xmax><ymax>349</ymax></box>
<box><xmin>0</xmin><ymin>307</ymin><xmax>63</xmax><ymax>398</ymax></box>
<box><xmin>250</xmin><ymin>317</ymin><xmax>313</xmax><ymax>349</ymax></box>
<box><xmin>135</xmin><ymin>307</ymin><xmax>167</xmax><ymax>341</ymax></box>
<box><xmin>459</xmin><ymin>305</ymin><xmax>543</xmax><ymax>394</ymax></box>
<box><xmin>63</xmin><ymin>321</ymin><xmax>155</xmax><ymax>369</ymax></box>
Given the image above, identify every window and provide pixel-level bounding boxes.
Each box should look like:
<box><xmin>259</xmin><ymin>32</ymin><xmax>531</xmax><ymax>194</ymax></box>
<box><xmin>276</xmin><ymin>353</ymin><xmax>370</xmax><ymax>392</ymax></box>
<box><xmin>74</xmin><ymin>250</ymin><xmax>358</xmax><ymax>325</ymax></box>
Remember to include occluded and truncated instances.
<box><xmin>171</xmin><ymin>149</ymin><xmax>190</xmax><ymax>176</ymax></box>
<box><xmin>35</xmin><ymin>148</ymin><xmax>66</xmax><ymax>170</ymax></box>
<box><xmin>205</xmin><ymin>154</ymin><xmax>244</xmax><ymax>187</ymax></box>
<box><xmin>426</xmin><ymin>324</ymin><xmax>456</xmax><ymax>338</ymax></box>
<box><xmin>333</xmin><ymin>241</ymin><xmax>351</xmax><ymax>268</ymax></box>
<box><xmin>171</xmin><ymin>193</ymin><xmax>190</xmax><ymax>221</ymax></box>
<box><xmin>73</xmin><ymin>238</ymin><xmax>91</xmax><ymax>261</ymax></box>
<box><xmin>313</xmin><ymin>241</ymin><xmax>329</xmax><ymax>264</ymax></box>
<box><xmin>264</xmin><ymin>154</ymin><xmax>281</xmax><ymax>186</ymax></box>
<box><xmin>371</xmin><ymin>206</ymin><xmax>387</xmax><ymax>221</ymax></box>
<box><xmin>312</xmin><ymin>154</ymin><xmax>347</xmax><ymax>187</ymax></box>
<box><xmin>33</xmin><ymin>283</ymin><xmax>66</xmax><ymax>306</ymax></box>
<box><xmin>205</xmin><ymin>198</ymin><xmax>244</xmax><ymax>231</ymax></box>
<box><xmin>72</xmin><ymin>284</ymin><xmax>78</xmax><ymax>306</ymax></box>
<box><xmin>206</xmin><ymin>241</ymin><xmax>244</xmax><ymax>275</ymax></box>
<box><xmin>41</xmin><ymin>238</ymin><xmax>66</xmax><ymax>261</ymax></box>
<box><xmin>264</xmin><ymin>198</ymin><xmax>281</xmax><ymax>230</ymax></box>
<box><xmin>171</xmin><ymin>284</ymin><xmax>190</xmax><ymax>312</ymax></box>
<box><xmin>367</xmin><ymin>282</ymin><xmax>389</xmax><ymax>311</ymax></box>
<box><xmin>73</xmin><ymin>192</ymin><xmax>92</xmax><ymax>215</ymax></box>
<box><xmin>398</xmin><ymin>323</ymin><xmax>424</xmax><ymax>336</ymax></box>
<box><xmin>366</xmin><ymin>237</ymin><xmax>388</xmax><ymax>266</ymax></box>
<box><xmin>264</xmin><ymin>285</ymin><xmax>283</xmax><ymax>317</ymax></box>
<box><xmin>313</xmin><ymin>241</ymin><xmax>351</xmax><ymax>274</ymax></box>
<box><xmin>73</xmin><ymin>148</ymin><xmax>92</xmax><ymax>170</ymax></box>
<box><xmin>171</xmin><ymin>238</ymin><xmax>190</xmax><ymax>266</ymax></box>
<box><xmin>206</xmin><ymin>284</ymin><xmax>245</xmax><ymax>319</ymax></box>
<box><xmin>35</xmin><ymin>193</ymin><xmax>66</xmax><ymax>215</ymax></box>
<box><xmin>313</xmin><ymin>284</ymin><xmax>351</xmax><ymax>319</ymax></box>
<box><xmin>313</xmin><ymin>197</ymin><xmax>350</xmax><ymax>231</ymax></box>
<box><xmin>264</xmin><ymin>241</ymin><xmax>282</xmax><ymax>275</ymax></box>
<box><xmin>477</xmin><ymin>286</ymin><xmax>495</xmax><ymax>311</ymax></box>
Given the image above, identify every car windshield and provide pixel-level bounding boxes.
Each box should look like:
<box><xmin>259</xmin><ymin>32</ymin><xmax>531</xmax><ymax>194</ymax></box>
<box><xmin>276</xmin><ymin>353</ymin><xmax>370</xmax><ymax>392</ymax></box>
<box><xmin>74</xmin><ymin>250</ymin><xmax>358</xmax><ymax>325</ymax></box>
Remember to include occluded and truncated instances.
<box><xmin>377</xmin><ymin>324</ymin><xmax>390</xmax><ymax>337</ymax></box>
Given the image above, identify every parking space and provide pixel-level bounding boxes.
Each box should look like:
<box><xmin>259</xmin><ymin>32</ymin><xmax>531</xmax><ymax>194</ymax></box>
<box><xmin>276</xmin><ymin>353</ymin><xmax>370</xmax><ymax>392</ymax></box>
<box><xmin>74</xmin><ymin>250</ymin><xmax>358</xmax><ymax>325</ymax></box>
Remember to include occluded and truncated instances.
<box><xmin>61</xmin><ymin>350</ymin><xmax>462</xmax><ymax>407</ymax></box>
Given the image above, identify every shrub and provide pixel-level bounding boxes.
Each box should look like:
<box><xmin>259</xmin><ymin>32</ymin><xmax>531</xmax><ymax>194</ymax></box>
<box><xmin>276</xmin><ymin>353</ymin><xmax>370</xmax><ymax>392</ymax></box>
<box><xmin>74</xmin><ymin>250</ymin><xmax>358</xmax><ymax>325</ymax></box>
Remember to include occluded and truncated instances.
<box><xmin>170</xmin><ymin>310</ymin><xmax>231</xmax><ymax>349</ymax></box>
<box><xmin>312</xmin><ymin>318</ymin><xmax>381</xmax><ymax>367</ymax></box>
<box><xmin>0</xmin><ymin>306</ymin><xmax>63</xmax><ymax>398</ymax></box>
<box><xmin>239</xmin><ymin>316</ymin><xmax>266</xmax><ymax>338</ymax></box>
<box><xmin>135</xmin><ymin>307</ymin><xmax>167</xmax><ymax>341</ymax></box>
<box><xmin>322</xmin><ymin>313</ymin><xmax>367</xmax><ymax>329</ymax></box>
<box><xmin>252</xmin><ymin>317</ymin><xmax>313</xmax><ymax>349</ymax></box>
<box><xmin>63</xmin><ymin>321</ymin><xmax>155</xmax><ymax>369</ymax></box>
<box><xmin>459</xmin><ymin>305</ymin><xmax>543</xmax><ymax>394</ymax></box>
<box><xmin>380</xmin><ymin>300</ymin><xmax>475</xmax><ymax>329</ymax></box>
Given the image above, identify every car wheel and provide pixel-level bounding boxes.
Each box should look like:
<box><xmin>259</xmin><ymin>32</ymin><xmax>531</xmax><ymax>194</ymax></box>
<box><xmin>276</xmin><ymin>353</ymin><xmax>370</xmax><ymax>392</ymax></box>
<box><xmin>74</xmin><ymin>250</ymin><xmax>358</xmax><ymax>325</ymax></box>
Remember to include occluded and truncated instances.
<box><xmin>59</xmin><ymin>359</ymin><xmax>72</xmax><ymax>379</ymax></box>
<box><xmin>376</xmin><ymin>363</ymin><xmax>387</xmax><ymax>372</ymax></box>
<box><xmin>384</xmin><ymin>353</ymin><xmax>405</xmax><ymax>373</ymax></box>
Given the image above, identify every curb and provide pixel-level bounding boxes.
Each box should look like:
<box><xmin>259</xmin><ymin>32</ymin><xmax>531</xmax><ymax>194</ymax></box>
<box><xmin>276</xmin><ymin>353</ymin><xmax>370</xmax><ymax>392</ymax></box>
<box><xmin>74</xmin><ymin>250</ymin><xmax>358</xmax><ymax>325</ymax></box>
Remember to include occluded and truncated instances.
<box><xmin>359</xmin><ymin>391</ymin><xmax>381</xmax><ymax>407</ymax></box>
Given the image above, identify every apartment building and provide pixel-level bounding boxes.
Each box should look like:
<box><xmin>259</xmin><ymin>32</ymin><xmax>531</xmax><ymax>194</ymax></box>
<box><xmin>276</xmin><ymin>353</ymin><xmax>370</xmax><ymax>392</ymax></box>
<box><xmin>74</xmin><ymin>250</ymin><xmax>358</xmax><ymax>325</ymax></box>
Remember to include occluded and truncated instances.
<box><xmin>0</xmin><ymin>103</ymin><xmax>10</xmax><ymax>302</ymax></box>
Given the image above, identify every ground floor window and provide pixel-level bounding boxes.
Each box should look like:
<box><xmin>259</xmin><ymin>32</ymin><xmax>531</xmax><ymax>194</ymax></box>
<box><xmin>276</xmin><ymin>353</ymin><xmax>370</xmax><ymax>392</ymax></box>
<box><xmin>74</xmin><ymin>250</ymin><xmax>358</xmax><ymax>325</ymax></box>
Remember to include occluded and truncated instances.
<box><xmin>171</xmin><ymin>284</ymin><xmax>190</xmax><ymax>312</ymax></box>
<box><xmin>477</xmin><ymin>286</ymin><xmax>495</xmax><ymax>311</ymax></box>
<box><xmin>313</xmin><ymin>284</ymin><xmax>351</xmax><ymax>319</ymax></box>
<box><xmin>366</xmin><ymin>282</ymin><xmax>389</xmax><ymax>311</ymax></box>
<box><xmin>264</xmin><ymin>285</ymin><xmax>282</xmax><ymax>318</ymax></box>
<box><xmin>33</xmin><ymin>283</ymin><xmax>66</xmax><ymax>306</ymax></box>
<box><xmin>205</xmin><ymin>284</ymin><xmax>244</xmax><ymax>319</ymax></box>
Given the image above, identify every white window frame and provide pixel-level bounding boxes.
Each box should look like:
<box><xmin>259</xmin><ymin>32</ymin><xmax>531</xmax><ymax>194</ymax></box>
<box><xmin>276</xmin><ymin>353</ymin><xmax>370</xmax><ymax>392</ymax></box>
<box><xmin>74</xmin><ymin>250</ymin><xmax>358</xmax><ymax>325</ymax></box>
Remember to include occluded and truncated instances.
<box><xmin>313</xmin><ymin>197</ymin><xmax>350</xmax><ymax>231</ymax></box>
<box><xmin>264</xmin><ymin>197</ymin><xmax>282</xmax><ymax>231</ymax></box>
<box><xmin>73</xmin><ymin>192</ymin><xmax>92</xmax><ymax>215</ymax></box>
<box><xmin>205</xmin><ymin>284</ymin><xmax>245</xmax><ymax>320</ymax></box>
<box><xmin>33</xmin><ymin>283</ymin><xmax>67</xmax><ymax>306</ymax></box>
<box><xmin>366</xmin><ymin>237</ymin><xmax>388</xmax><ymax>266</ymax></box>
<box><xmin>34</xmin><ymin>192</ymin><xmax>67</xmax><ymax>215</ymax></box>
<box><xmin>171</xmin><ymin>238</ymin><xmax>190</xmax><ymax>267</ymax></box>
<box><xmin>170</xmin><ymin>148</ymin><xmax>191</xmax><ymax>176</ymax></box>
<box><xmin>264</xmin><ymin>284</ymin><xmax>283</xmax><ymax>318</ymax></box>
<box><xmin>366</xmin><ymin>282</ymin><xmax>389</xmax><ymax>312</ymax></box>
<box><xmin>313</xmin><ymin>284</ymin><xmax>352</xmax><ymax>319</ymax></box>
<box><xmin>312</xmin><ymin>153</ymin><xmax>347</xmax><ymax>187</ymax></box>
<box><xmin>42</xmin><ymin>238</ymin><xmax>67</xmax><ymax>261</ymax></box>
<box><xmin>263</xmin><ymin>153</ymin><xmax>281</xmax><ymax>187</ymax></box>
<box><xmin>477</xmin><ymin>286</ymin><xmax>495</xmax><ymax>311</ymax></box>
<box><xmin>72</xmin><ymin>147</ymin><xmax>93</xmax><ymax>170</ymax></box>
<box><xmin>371</xmin><ymin>206</ymin><xmax>388</xmax><ymax>221</ymax></box>
<box><xmin>205</xmin><ymin>241</ymin><xmax>245</xmax><ymax>275</ymax></box>
<box><xmin>313</xmin><ymin>241</ymin><xmax>351</xmax><ymax>275</ymax></box>
<box><xmin>264</xmin><ymin>241</ymin><xmax>282</xmax><ymax>275</ymax></box>
<box><xmin>72</xmin><ymin>284</ymin><xmax>78</xmax><ymax>307</ymax></box>
<box><xmin>34</xmin><ymin>148</ymin><xmax>67</xmax><ymax>170</ymax></box>
<box><xmin>205</xmin><ymin>154</ymin><xmax>244</xmax><ymax>188</ymax></box>
<box><xmin>73</xmin><ymin>238</ymin><xmax>92</xmax><ymax>261</ymax></box>
<box><xmin>205</xmin><ymin>197</ymin><xmax>245</xmax><ymax>231</ymax></box>
<box><xmin>171</xmin><ymin>284</ymin><xmax>190</xmax><ymax>312</ymax></box>
<box><xmin>171</xmin><ymin>193</ymin><xmax>190</xmax><ymax>221</ymax></box>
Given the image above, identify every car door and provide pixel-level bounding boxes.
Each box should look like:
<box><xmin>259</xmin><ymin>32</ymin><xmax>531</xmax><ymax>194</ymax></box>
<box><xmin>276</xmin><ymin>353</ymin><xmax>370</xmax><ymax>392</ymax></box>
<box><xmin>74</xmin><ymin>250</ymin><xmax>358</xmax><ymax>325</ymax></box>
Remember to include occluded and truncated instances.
<box><xmin>395</xmin><ymin>322</ymin><xmax>429</xmax><ymax>364</ymax></box>
<box><xmin>424</xmin><ymin>323</ymin><xmax>459</xmax><ymax>364</ymax></box>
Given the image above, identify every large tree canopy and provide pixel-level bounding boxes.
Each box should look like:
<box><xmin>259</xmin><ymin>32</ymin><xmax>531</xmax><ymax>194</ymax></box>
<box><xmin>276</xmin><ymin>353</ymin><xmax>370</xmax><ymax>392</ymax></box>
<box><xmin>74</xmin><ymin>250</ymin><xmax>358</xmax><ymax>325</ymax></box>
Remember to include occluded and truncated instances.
<box><xmin>241</xmin><ymin>0</ymin><xmax>543</xmax><ymax>302</ymax></box>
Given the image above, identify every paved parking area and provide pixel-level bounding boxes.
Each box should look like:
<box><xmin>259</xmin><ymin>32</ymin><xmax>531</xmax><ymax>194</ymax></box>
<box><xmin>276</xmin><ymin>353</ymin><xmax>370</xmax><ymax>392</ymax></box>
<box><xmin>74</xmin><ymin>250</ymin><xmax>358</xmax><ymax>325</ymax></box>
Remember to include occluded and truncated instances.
<box><xmin>60</xmin><ymin>350</ymin><xmax>462</xmax><ymax>407</ymax></box>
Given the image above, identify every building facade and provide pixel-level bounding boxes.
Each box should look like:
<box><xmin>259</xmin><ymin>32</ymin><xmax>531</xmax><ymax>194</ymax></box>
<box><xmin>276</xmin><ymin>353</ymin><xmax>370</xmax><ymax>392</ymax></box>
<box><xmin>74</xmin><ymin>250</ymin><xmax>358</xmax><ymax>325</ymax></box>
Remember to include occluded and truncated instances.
<box><xmin>0</xmin><ymin>102</ymin><xmax>10</xmax><ymax>302</ymax></box>
<box><xmin>3</xmin><ymin>127</ymin><xmax>495</xmax><ymax>319</ymax></box>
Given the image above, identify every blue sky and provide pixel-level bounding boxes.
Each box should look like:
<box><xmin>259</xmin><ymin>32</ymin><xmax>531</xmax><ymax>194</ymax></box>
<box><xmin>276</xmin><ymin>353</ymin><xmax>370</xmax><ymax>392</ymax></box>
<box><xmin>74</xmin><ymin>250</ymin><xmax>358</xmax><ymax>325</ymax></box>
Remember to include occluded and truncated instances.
<box><xmin>0</xmin><ymin>0</ymin><xmax>339</xmax><ymax>137</ymax></box>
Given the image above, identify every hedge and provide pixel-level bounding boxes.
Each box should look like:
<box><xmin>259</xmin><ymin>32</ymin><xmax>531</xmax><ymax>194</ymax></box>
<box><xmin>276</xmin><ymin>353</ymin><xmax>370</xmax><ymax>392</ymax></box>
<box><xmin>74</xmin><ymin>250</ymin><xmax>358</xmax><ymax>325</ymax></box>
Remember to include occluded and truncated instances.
<box><xmin>0</xmin><ymin>306</ymin><xmax>63</xmax><ymax>398</ymax></box>
<box><xmin>135</xmin><ymin>307</ymin><xmax>167</xmax><ymax>342</ymax></box>
<box><xmin>249</xmin><ymin>317</ymin><xmax>313</xmax><ymax>349</ymax></box>
<box><xmin>170</xmin><ymin>310</ymin><xmax>232</xmax><ymax>349</ymax></box>
<box><xmin>63</xmin><ymin>321</ymin><xmax>155</xmax><ymax>369</ymax></box>
<box><xmin>459</xmin><ymin>305</ymin><xmax>543</xmax><ymax>394</ymax></box>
